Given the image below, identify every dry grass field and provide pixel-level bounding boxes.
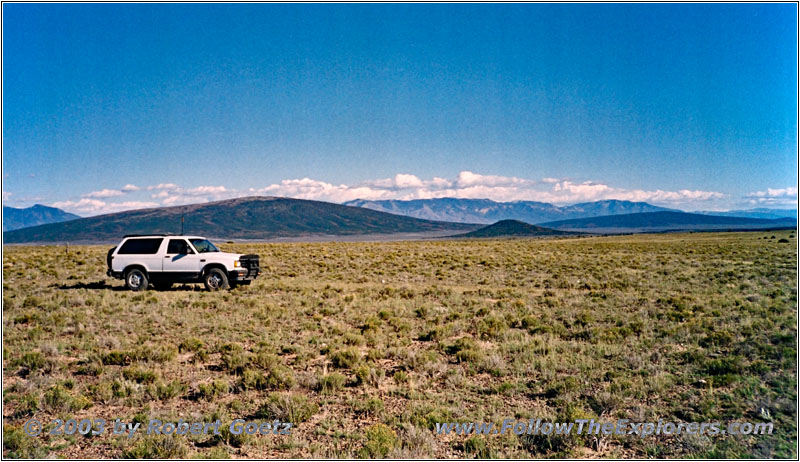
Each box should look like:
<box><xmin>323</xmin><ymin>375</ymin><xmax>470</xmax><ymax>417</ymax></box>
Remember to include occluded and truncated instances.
<box><xmin>2</xmin><ymin>231</ymin><xmax>797</xmax><ymax>458</ymax></box>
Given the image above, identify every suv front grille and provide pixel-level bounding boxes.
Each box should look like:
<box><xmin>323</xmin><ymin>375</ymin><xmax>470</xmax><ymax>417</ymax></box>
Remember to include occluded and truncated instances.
<box><xmin>239</xmin><ymin>254</ymin><xmax>260</xmax><ymax>277</ymax></box>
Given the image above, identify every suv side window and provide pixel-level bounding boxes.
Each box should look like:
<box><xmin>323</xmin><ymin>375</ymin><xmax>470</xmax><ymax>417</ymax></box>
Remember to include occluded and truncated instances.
<box><xmin>167</xmin><ymin>239</ymin><xmax>194</xmax><ymax>255</ymax></box>
<box><xmin>118</xmin><ymin>238</ymin><xmax>164</xmax><ymax>254</ymax></box>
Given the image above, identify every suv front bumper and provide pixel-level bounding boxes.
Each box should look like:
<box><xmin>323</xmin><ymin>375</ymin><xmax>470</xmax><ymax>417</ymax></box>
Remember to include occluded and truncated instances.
<box><xmin>229</xmin><ymin>268</ymin><xmax>260</xmax><ymax>282</ymax></box>
<box><xmin>230</xmin><ymin>254</ymin><xmax>260</xmax><ymax>282</ymax></box>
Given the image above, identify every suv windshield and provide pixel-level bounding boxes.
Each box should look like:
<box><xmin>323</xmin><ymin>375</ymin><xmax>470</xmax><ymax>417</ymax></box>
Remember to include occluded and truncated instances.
<box><xmin>190</xmin><ymin>239</ymin><xmax>220</xmax><ymax>253</ymax></box>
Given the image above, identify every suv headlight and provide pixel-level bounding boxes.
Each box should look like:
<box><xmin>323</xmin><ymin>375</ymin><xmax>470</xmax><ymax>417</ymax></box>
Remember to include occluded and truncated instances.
<box><xmin>234</xmin><ymin>260</ymin><xmax>242</xmax><ymax>268</ymax></box>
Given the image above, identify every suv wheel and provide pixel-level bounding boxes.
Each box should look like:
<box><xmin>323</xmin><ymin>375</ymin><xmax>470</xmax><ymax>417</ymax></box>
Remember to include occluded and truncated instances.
<box><xmin>125</xmin><ymin>268</ymin><xmax>149</xmax><ymax>291</ymax></box>
<box><xmin>204</xmin><ymin>268</ymin><xmax>229</xmax><ymax>291</ymax></box>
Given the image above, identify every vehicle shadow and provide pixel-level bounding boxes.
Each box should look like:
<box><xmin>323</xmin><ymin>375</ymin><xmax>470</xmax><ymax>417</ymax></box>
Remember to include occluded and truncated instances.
<box><xmin>55</xmin><ymin>280</ymin><xmax>127</xmax><ymax>291</ymax></box>
<box><xmin>153</xmin><ymin>285</ymin><xmax>203</xmax><ymax>292</ymax></box>
<box><xmin>54</xmin><ymin>281</ymin><xmax>200</xmax><ymax>292</ymax></box>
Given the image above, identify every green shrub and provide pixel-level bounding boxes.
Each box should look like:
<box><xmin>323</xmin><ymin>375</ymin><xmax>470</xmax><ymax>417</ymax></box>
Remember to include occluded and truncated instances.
<box><xmin>353</xmin><ymin>397</ymin><xmax>384</xmax><ymax>416</ymax></box>
<box><xmin>22</xmin><ymin>296</ymin><xmax>43</xmax><ymax>308</ymax></box>
<box><xmin>360</xmin><ymin>423</ymin><xmax>398</xmax><ymax>458</ymax></box>
<box><xmin>179</xmin><ymin>337</ymin><xmax>204</xmax><ymax>352</ymax></box>
<box><xmin>87</xmin><ymin>381</ymin><xmax>114</xmax><ymax>402</ymax></box>
<box><xmin>393</xmin><ymin>371</ymin><xmax>409</xmax><ymax>385</ymax></box>
<box><xmin>330</xmin><ymin>348</ymin><xmax>360</xmax><ymax>369</ymax></box>
<box><xmin>75</xmin><ymin>360</ymin><xmax>104</xmax><ymax>376</ymax></box>
<box><xmin>111</xmin><ymin>380</ymin><xmax>133</xmax><ymax>398</ymax></box>
<box><xmin>122</xmin><ymin>435</ymin><xmax>188</xmax><ymax>458</ymax></box>
<box><xmin>464</xmin><ymin>435</ymin><xmax>493</xmax><ymax>458</ymax></box>
<box><xmin>147</xmin><ymin>380</ymin><xmax>186</xmax><ymax>400</ymax></box>
<box><xmin>257</xmin><ymin>392</ymin><xmax>318</xmax><ymax>423</ymax></box>
<box><xmin>477</xmin><ymin>315</ymin><xmax>507</xmax><ymax>339</ymax></box>
<box><xmin>198</xmin><ymin>380</ymin><xmax>229</xmax><ymax>400</ymax></box>
<box><xmin>3</xmin><ymin>425</ymin><xmax>47</xmax><ymax>458</ymax></box>
<box><xmin>240</xmin><ymin>369</ymin><xmax>268</xmax><ymax>391</ymax></box>
<box><xmin>212</xmin><ymin>423</ymin><xmax>251</xmax><ymax>448</ymax></box>
<box><xmin>123</xmin><ymin>367</ymin><xmax>157</xmax><ymax>384</ymax></box>
<box><xmin>544</xmin><ymin>376</ymin><xmax>580</xmax><ymax>399</ymax></box>
<box><xmin>704</xmin><ymin>357</ymin><xmax>744</xmax><ymax>376</ymax></box>
<box><xmin>102</xmin><ymin>351</ymin><xmax>132</xmax><ymax>366</ymax></box>
<box><xmin>220</xmin><ymin>344</ymin><xmax>250</xmax><ymax>375</ymax></box>
<box><xmin>14</xmin><ymin>351</ymin><xmax>48</xmax><ymax>373</ymax></box>
<box><xmin>318</xmin><ymin>373</ymin><xmax>346</xmax><ymax>394</ymax></box>
<box><xmin>13</xmin><ymin>313</ymin><xmax>38</xmax><ymax>324</ymax></box>
<box><xmin>43</xmin><ymin>385</ymin><xmax>92</xmax><ymax>412</ymax></box>
<box><xmin>354</xmin><ymin>365</ymin><xmax>384</xmax><ymax>387</ymax></box>
<box><xmin>12</xmin><ymin>393</ymin><xmax>39</xmax><ymax>418</ymax></box>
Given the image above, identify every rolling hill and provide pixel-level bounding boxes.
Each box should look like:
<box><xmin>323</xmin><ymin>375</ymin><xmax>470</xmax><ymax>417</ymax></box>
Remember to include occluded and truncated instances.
<box><xmin>450</xmin><ymin>219</ymin><xmax>577</xmax><ymax>238</ymax></box>
<box><xmin>344</xmin><ymin>198</ymin><xmax>676</xmax><ymax>224</ymax></box>
<box><xmin>3</xmin><ymin>204</ymin><xmax>80</xmax><ymax>232</ymax></box>
<box><xmin>3</xmin><ymin>196</ymin><xmax>480</xmax><ymax>244</ymax></box>
<box><xmin>540</xmin><ymin>211</ymin><xmax>797</xmax><ymax>233</ymax></box>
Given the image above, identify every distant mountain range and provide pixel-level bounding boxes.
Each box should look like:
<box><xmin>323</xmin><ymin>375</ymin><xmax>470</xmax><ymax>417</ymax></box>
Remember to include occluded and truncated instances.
<box><xmin>3</xmin><ymin>196</ymin><xmax>479</xmax><ymax>244</ymax></box>
<box><xmin>452</xmin><ymin>219</ymin><xmax>576</xmax><ymax>238</ymax></box>
<box><xmin>3</xmin><ymin>205</ymin><xmax>80</xmax><ymax>232</ymax></box>
<box><xmin>3</xmin><ymin>197</ymin><xmax>796</xmax><ymax>243</ymax></box>
<box><xmin>697</xmin><ymin>208</ymin><xmax>797</xmax><ymax>220</ymax></box>
<box><xmin>345</xmin><ymin>198</ymin><xmax>797</xmax><ymax>226</ymax></box>
<box><xmin>344</xmin><ymin>198</ymin><xmax>678</xmax><ymax>224</ymax></box>
<box><xmin>540</xmin><ymin>211</ymin><xmax>796</xmax><ymax>233</ymax></box>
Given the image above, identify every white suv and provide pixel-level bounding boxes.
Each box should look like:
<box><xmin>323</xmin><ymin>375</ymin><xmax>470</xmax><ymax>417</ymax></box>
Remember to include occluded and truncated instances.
<box><xmin>106</xmin><ymin>235</ymin><xmax>260</xmax><ymax>291</ymax></box>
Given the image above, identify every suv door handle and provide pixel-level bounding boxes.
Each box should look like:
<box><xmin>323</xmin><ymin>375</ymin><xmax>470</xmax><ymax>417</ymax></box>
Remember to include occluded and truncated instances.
<box><xmin>200</xmin><ymin>259</ymin><xmax>206</xmax><ymax>262</ymax></box>
<box><xmin>164</xmin><ymin>256</ymin><xmax>170</xmax><ymax>258</ymax></box>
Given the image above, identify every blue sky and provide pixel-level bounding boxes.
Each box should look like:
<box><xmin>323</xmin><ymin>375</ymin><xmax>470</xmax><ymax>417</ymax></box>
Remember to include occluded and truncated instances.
<box><xmin>3</xmin><ymin>3</ymin><xmax>797</xmax><ymax>215</ymax></box>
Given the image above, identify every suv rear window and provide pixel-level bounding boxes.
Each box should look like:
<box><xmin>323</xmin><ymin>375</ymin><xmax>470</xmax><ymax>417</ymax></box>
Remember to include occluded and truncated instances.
<box><xmin>118</xmin><ymin>238</ymin><xmax>163</xmax><ymax>254</ymax></box>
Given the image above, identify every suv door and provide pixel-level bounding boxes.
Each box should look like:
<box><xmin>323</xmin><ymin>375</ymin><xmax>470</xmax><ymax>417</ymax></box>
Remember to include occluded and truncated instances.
<box><xmin>162</xmin><ymin>238</ymin><xmax>201</xmax><ymax>274</ymax></box>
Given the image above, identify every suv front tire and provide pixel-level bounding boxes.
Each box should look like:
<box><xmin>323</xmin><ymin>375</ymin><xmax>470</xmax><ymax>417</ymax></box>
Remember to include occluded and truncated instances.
<box><xmin>204</xmin><ymin>268</ymin><xmax>229</xmax><ymax>291</ymax></box>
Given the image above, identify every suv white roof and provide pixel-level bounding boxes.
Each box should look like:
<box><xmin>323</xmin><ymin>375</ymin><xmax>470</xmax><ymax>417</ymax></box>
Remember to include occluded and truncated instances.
<box><xmin>123</xmin><ymin>234</ymin><xmax>206</xmax><ymax>239</ymax></box>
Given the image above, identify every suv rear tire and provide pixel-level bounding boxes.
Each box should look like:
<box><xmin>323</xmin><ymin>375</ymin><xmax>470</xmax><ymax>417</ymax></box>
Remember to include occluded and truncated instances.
<box><xmin>125</xmin><ymin>268</ymin><xmax>149</xmax><ymax>291</ymax></box>
<box><xmin>204</xmin><ymin>268</ymin><xmax>229</xmax><ymax>291</ymax></box>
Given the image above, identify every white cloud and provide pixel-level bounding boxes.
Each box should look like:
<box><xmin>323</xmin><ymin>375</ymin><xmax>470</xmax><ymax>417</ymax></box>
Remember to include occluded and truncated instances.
<box><xmin>362</xmin><ymin>173</ymin><xmax>452</xmax><ymax>191</ymax></box>
<box><xmin>253</xmin><ymin>178</ymin><xmax>393</xmax><ymax>202</ymax></box>
<box><xmin>3</xmin><ymin>191</ymin><xmax>12</xmax><ymax>201</ymax></box>
<box><xmin>151</xmin><ymin>184</ymin><xmax>238</xmax><ymax>206</ymax></box>
<box><xmin>147</xmin><ymin>183</ymin><xmax>180</xmax><ymax>191</ymax></box>
<box><xmin>52</xmin><ymin>198</ymin><xmax>160</xmax><ymax>215</ymax></box>
<box><xmin>52</xmin><ymin>198</ymin><xmax>105</xmax><ymax>211</ymax></box>
<box><xmin>186</xmin><ymin>185</ymin><xmax>228</xmax><ymax>195</ymax></box>
<box><xmin>394</xmin><ymin>173</ymin><xmax>424</xmax><ymax>189</ymax></box>
<box><xmin>249</xmin><ymin>173</ymin><xmax>725</xmax><ymax>206</ymax></box>
<box><xmin>745</xmin><ymin>187</ymin><xmax>798</xmax><ymax>206</ymax></box>
<box><xmin>84</xmin><ymin>188</ymin><xmax>124</xmax><ymax>198</ymax></box>
<box><xmin>110</xmin><ymin>201</ymin><xmax>161</xmax><ymax>211</ymax></box>
<box><xmin>543</xmin><ymin>180</ymin><xmax>725</xmax><ymax>204</ymax></box>
<box><xmin>83</xmin><ymin>184</ymin><xmax>142</xmax><ymax>198</ymax></box>
<box><xmin>746</xmin><ymin>187</ymin><xmax>797</xmax><ymax>198</ymax></box>
<box><xmin>456</xmin><ymin>171</ymin><xmax>532</xmax><ymax>188</ymax></box>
